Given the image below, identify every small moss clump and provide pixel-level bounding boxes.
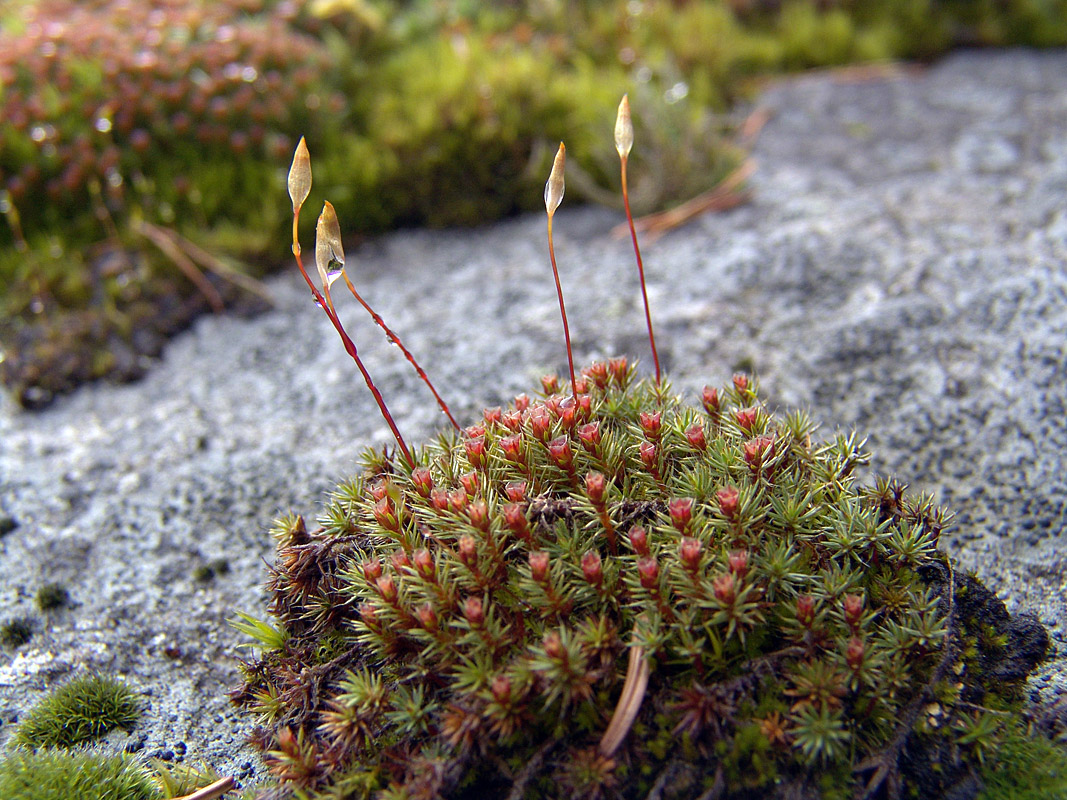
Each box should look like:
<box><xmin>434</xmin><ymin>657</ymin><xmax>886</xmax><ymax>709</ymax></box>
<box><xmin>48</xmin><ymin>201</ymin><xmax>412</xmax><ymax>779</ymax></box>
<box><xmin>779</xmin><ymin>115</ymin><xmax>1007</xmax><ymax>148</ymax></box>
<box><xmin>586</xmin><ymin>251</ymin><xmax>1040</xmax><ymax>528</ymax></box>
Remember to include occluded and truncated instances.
<box><xmin>0</xmin><ymin>617</ymin><xmax>33</xmax><ymax>648</ymax></box>
<box><xmin>35</xmin><ymin>582</ymin><xmax>70</xmax><ymax>611</ymax></box>
<box><xmin>13</xmin><ymin>674</ymin><xmax>141</xmax><ymax>750</ymax></box>
<box><xmin>0</xmin><ymin>748</ymin><xmax>156</xmax><ymax>800</ymax></box>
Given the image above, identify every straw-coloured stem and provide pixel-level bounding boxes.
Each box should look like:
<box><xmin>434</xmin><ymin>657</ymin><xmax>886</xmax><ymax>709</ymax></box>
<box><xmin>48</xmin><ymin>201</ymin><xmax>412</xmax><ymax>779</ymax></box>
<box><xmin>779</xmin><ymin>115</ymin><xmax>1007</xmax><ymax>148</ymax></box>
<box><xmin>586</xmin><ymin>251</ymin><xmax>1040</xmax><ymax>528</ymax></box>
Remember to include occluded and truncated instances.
<box><xmin>615</xmin><ymin>96</ymin><xmax>660</xmax><ymax>383</ymax></box>
<box><xmin>545</xmin><ymin>142</ymin><xmax>577</xmax><ymax>403</ymax></box>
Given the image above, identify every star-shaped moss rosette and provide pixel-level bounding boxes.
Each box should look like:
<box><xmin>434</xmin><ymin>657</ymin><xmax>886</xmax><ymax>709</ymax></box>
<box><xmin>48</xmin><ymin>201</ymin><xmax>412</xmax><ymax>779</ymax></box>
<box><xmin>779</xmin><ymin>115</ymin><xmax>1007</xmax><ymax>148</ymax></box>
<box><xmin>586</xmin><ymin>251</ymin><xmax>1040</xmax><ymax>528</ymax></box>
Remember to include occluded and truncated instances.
<box><xmin>232</xmin><ymin>99</ymin><xmax>1051</xmax><ymax>800</ymax></box>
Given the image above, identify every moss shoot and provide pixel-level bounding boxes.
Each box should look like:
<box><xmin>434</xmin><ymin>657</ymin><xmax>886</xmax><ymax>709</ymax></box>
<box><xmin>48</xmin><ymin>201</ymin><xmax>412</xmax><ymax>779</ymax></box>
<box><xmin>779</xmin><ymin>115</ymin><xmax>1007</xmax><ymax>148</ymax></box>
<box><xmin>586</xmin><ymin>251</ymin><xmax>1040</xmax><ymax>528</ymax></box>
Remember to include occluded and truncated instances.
<box><xmin>13</xmin><ymin>673</ymin><xmax>141</xmax><ymax>750</ymax></box>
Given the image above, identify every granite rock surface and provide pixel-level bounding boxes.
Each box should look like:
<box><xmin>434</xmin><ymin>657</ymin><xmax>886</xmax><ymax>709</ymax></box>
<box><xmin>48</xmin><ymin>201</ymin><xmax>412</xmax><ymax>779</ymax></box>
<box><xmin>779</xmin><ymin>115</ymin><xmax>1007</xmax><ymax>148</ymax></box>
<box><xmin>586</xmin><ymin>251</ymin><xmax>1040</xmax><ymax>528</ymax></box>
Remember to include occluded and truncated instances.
<box><xmin>0</xmin><ymin>48</ymin><xmax>1064</xmax><ymax>783</ymax></box>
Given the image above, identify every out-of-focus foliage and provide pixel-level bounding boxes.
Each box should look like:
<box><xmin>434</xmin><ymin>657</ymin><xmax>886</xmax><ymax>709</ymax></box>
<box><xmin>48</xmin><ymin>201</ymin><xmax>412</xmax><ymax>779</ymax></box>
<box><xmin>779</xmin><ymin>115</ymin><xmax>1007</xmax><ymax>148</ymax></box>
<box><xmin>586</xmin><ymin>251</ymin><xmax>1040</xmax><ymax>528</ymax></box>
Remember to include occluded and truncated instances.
<box><xmin>2</xmin><ymin>0</ymin><xmax>1066</xmax><ymax>405</ymax></box>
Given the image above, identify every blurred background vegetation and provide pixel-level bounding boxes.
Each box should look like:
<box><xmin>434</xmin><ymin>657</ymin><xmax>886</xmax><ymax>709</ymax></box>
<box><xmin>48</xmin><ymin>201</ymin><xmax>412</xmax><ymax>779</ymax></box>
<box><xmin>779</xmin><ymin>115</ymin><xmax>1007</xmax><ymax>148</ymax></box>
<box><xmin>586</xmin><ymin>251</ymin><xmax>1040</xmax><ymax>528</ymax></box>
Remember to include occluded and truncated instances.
<box><xmin>2</xmin><ymin>0</ymin><xmax>1066</xmax><ymax>406</ymax></box>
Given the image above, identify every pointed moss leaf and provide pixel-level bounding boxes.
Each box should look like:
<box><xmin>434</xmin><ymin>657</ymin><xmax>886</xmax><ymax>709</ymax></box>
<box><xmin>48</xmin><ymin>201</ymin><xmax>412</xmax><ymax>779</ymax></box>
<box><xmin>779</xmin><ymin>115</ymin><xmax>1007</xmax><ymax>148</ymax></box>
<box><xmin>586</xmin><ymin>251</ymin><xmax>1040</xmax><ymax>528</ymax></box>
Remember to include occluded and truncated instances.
<box><xmin>287</xmin><ymin>137</ymin><xmax>312</xmax><ymax>213</ymax></box>
<box><xmin>544</xmin><ymin>142</ymin><xmax>566</xmax><ymax>216</ymax></box>
<box><xmin>315</xmin><ymin>201</ymin><xmax>345</xmax><ymax>290</ymax></box>
<box><xmin>615</xmin><ymin>94</ymin><xmax>633</xmax><ymax>159</ymax></box>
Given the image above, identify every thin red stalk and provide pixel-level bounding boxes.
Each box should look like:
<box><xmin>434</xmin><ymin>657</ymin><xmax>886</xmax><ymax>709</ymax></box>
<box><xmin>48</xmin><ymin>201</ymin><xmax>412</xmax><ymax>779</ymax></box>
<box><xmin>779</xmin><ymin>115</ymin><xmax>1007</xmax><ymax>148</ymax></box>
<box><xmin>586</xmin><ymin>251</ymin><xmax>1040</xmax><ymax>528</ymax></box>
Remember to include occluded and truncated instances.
<box><xmin>547</xmin><ymin>213</ymin><xmax>578</xmax><ymax>405</ymax></box>
<box><xmin>293</xmin><ymin>211</ymin><xmax>414</xmax><ymax>468</ymax></box>
<box><xmin>340</xmin><ymin>270</ymin><xmax>460</xmax><ymax>431</ymax></box>
<box><xmin>620</xmin><ymin>155</ymin><xmax>660</xmax><ymax>383</ymax></box>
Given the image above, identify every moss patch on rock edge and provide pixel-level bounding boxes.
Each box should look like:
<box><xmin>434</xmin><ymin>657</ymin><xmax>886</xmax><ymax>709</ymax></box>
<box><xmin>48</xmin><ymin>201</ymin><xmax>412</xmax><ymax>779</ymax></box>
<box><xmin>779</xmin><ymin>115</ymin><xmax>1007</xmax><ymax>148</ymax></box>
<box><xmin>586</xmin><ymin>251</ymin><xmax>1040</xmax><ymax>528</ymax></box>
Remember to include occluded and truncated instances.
<box><xmin>234</xmin><ymin>369</ymin><xmax>1051</xmax><ymax>799</ymax></box>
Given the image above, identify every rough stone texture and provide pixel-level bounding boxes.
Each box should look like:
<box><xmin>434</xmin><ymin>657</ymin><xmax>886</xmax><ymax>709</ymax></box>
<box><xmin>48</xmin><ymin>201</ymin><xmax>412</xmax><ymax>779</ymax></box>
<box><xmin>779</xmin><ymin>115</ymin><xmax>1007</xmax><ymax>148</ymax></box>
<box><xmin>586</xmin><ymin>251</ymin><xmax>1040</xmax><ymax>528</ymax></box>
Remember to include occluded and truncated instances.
<box><xmin>0</xmin><ymin>49</ymin><xmax>1064</xmax><ymax>784</ymax></box>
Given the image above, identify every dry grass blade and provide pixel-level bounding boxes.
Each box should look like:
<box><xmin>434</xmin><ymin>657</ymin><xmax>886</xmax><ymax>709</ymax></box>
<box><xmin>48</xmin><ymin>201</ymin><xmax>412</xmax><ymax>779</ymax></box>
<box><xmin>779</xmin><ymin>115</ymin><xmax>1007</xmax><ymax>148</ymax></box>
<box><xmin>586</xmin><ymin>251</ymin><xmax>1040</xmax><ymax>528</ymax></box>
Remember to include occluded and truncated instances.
<box><xmin>174</xmin><ymin>775</ymin><xmax>236</xmax><ymax>800</ymax></box>
<box><xmin>135</xmin><ymin>220</ymin><xmax>225</xmax><ymax>313</ymax></box>
<box><xmin>599</xmin><ymin>642</ymin><xmax>650</xmax><ymax>757</ymax></box>
<box><xmin>614</xmin><ymin>159</ymin><xmax>755</xmax><ymax>244</ymax></box>
<box><xmin>141</xmin><ymin>222</ymin><xmax>274</xmax><ymax>304</ymax></box>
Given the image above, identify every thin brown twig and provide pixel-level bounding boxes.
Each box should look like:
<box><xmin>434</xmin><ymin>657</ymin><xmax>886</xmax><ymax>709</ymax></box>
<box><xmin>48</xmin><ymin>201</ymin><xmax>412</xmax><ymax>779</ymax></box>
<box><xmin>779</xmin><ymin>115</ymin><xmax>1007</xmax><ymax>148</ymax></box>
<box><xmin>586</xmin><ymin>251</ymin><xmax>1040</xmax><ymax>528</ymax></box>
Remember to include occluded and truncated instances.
<box><xmin>599</xmin><ymin>641</ymin><xmax>650</xmax><ymax>757</ymax></box>
<box><xmin>135</xmin><ymin>219</ymin><xmax>225</xmax><ymax>312</ymax></box>
<box><xmin>612</xmin><ymin>159</ymin><xmax>756</xmax><ymax>244</ymax></box>
<box><xmin>174</xmin><ymin>776</ymin><xmax>235</xmax><ymax>800</ymax></box>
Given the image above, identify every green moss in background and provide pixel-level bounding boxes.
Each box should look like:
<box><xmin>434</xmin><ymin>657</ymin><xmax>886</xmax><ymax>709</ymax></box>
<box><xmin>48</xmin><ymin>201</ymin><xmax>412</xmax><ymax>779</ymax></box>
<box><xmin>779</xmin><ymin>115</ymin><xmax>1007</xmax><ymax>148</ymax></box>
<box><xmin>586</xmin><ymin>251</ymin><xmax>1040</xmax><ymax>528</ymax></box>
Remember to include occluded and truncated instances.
<box><xmin>0</xmin><ymin>749</ymin><xmax>157</xmax><ymax>800</ymax></box>
<box><xmin>12</xmin><ymin>673</ymin><xmax>141</xmax><ymax>749</ymax></box>
<box><xmin>2</xmin><ymin>0</ymin><xmax>1067</xmax><ymax>407</ymax></box>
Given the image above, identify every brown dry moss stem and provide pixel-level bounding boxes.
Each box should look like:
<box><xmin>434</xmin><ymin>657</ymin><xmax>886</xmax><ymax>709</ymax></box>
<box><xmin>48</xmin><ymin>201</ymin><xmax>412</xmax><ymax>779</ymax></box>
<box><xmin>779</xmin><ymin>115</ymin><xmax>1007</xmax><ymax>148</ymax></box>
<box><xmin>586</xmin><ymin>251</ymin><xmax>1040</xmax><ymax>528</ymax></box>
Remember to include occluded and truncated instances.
<box><xmin>854</xmin><ymin>560</ymin><xmax>957</xmax><ymax>800</ymax></box>
<box><xmin>136</xmin><ymin>219</ymin><xmax>225</xmax><ymax>313</ymax></box>
<box><xmin>599</xmin><ymin>641</ymin><xmax>651</xmax><ymax>757</ymax></box>
<box><xmin>547</xmin><ymin>211</ymin><xmax>578</xmax><ymax>406</ymax></box>
<box><xmin>174</xmin><ymin>776</ymin><xmax>235</xmax><ymax>800</ymax></box>
<box><xmin>292</xmin><ymin>222</ymin><xmax>414</xmax><ymax>468</ymax></box>
<box><xmin>340</xmin><ymin>269</ymin><xmax>460</xmax><ymax>432</ymax></box>
<box><xmin>620</xmin><ymin>153</ymin><xmax>660</xmax><ymax>384</ymax></box>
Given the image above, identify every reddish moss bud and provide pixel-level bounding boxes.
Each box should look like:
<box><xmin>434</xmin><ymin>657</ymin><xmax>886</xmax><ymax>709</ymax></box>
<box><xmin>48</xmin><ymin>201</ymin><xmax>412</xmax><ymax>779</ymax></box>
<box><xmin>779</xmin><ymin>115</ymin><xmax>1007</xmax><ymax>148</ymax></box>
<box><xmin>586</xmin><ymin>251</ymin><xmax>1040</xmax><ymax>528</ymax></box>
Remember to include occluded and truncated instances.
<box><xmin>639</xmin><ymin>411</ymin><xmax>662</xmax><ymax>440</ymax></box>
<box><xmin>685</xmin><ymin>423</ymin><xmax>707</xmax><ymax>452</ymax></box>
<box><xmin>796</xmin><ymin>594</ymin><xmax>816</xmax><ymax>628</ymax></box>
<box><xmin>583</xmin><ymin>361</ymin><xmax>609</xmax><ymax>390</ymax></box>
<box><xmin>390</xmin><ymin>550</ymin><xmax>411</xmax><ymax>571</ymax></box>
<box><xmin>586</xmin><ymin>471</ymin><xmax>607</xmax><ymax>506</ymax></box>
<box><xmin>733</xmin><ymin>374</ymin><xmax>749</xmax><ymax>393</ymax></box>
<box><xmin>608</xmin><ymin>357</ymin><xmax>628</xmax><ymax>385</ymax></box>
<box><xmin>502</xmin><ymin>410</ymin><xmax>524</xmax><ymax>431</ymax></box>
<box><xmin>712</xmin><ymin>572</ymin><xmax>736</xmax><ymax>605</ymax></box>
<box><xmin>450</xmin><ymin>489</ymin><xmax>469</xmax><ymax>513</ymax></box>
<box><xmin>846</xmin><ymin>636</ymin><xmax>865</xmax><ymax>672</ymax></box>
<box><xmin>529</xmin><ymin>405</ymin><xmax>553</xmax><ymax>442</ymax></box>
<box><xmin>465</xmin><ymin>437</ymin><xmax>487</xmax><ymax>470</ymax></box>
<box><xmin>679</xmin><ymin>537</ymin><xmax>703</xmax><ymax>573</ymax></box>
<box><xmin>483</xmin><ymin>407</ymin><xmax>503</xmax><ymax>426</ymax></box>
<box><xmin>413</xmin><ymin>548</ymin><xmax>435</xmax><ymax>580</ymax></box>
<box><xmin>573</xmin><ymin>377</ymin><xmax>590</xmax><ymax>395</ymax></box>
<box><xmin>411</xmin><ymin>467</ymin><xmax>434</xmax><ymax>498</ymax></box>
<box><xmin>373</xmin><ymin>497</ymin><xmax>398</xmax><ymax>531</ymax></box>
<box><xmin>576</xmin><ymin>421</ymin><xmax>601</xmax><ymax>452</ymax></box>
<box><xmin>843</xmin><ymin>594</ymin><xmax>865</xmax><ymax>630</ymax></box>
<box><xmin>639</xmin><ymin>440</ymin><xmax>658</xmax><ymax>473</ymax></box>
<box><xmin>743</xmin><ymin>435</ymin><xmax>775</xmax><ymax>470</ymax></box>
<box><xmin>547</xmin><ymin>436</ymin><xmax>574</xmax><ymax>471</ymax></box>
<box><xmin>701</xmin><ymin>386</ymin><xmax>720</xmax><ymax>416</ymax></box>
<box><xmin>505</xmin><ymin>481</ymin><xmax>527</xmax><ymax>502</ymax></box>
<box><xmin>543</xmin><ymin>630</ymin><xmax>565</xmax><ymax>661</ymax></box>
<box><xmin>637</xmin><ymin>556</ymin><xmax>659</xmax><ymax>589</ymax></box>
<box><xmin>717</xmin><ymin>486</ymin><xmax>740</xmax><ymax>519</ymax></box>
<box><xmin>500</xmin><ymin>434</ymin><xmax>526</xmax><ymax>465</ymax></box>
<box><xmin>541</xmin><ymin>374</ymin><xmax>560</xmax><ymax>394</ymax></box>
<box><xmin>359</xmin><ymin>602</ymin><xmax>379</xmax><ymax>628</ymax></box>
<box><xmin>581</xmin><ymin>550</ymin><xmax>603</xmax><ymax>586</ymax></box>
<box><xmin>370</xmin><ymin>482</ymin><xmax>389</xmax><ymax>501</ymax></box>
<box><xmin>491</xmin><ymin>674</ymin><xmax>511</xmax><ymax>703</ymax></box>
<box><xmin>503</xmin><ymin>503</ymin><xmax>531</xmax><ymax>541</ymax></box>
<box><xmin>514</xmin><ymin>393</ymin><xmax>531</xmax><ymax>412</ymax></box>
<box><xmin>578</xmin><ymin>394</ymin><xmax>592</xmax><ymax>418</ymax></box>
<box><xmin>463</xmin><ymin>596</ymin><xmax>484</xmax><ymax>625</ymax></box>
<box><xmin>468</xmin><ymin>499</ymin><xmax>490</xmax><ymax>531</ymax></box>
<box><xmin>629</xmin><ymin>525</ymin><xmax>650</xmax><ymax>557</ymax></box>
<box><xmin>458</xmin><ymin>535</ymin><xmax>478</xmax><ymax>567</ymax></box>
<box><xmin>416</xmin><ymin>603</ymin><xmax>438</xmax><ymax>631</ymax></box>
<box><xmin>464</xmin><ymin>424</ymin><xmax>486</xmax><ymax>439</ymax></box>
<box><xmin>529</xmin><ymin>551</ymin><xmax>550</xmax><ymax>584</ymax></box>
<box><xmin>362</xmin><ymin>558</ymin><xmax>382</xmax><ymax>582</ymax></box>
<box><xmin>728</xmin><ymin>549</ymin><xmax>750</xmax><ymax>578</ymax></box>
<box><xmin>376</xmin><ymin>575</ymin><xmax>397</xmax><ymax>603</ymax></box>
<box><xmin>430</xmin><ymin>489</ymin><xmax>450</xmax><ymax>513</ymax></box>
<box><xmin>558</xmin><ymin>397</ymin><xmax>578</xmax><ymax>429</ymax></box>
<box><xmin>734</xmin><ymin>406</ymin><xmax>759</xmax><ymax>433</ymax></box>
<box><xmin>669</xmin><ymin>497</ymin><xmax>694</xmax><ymax>532</ymax></box>
<box><xmin>460</xmin><ymin>471</ymin><xmax>479</xmax><ymax>497</ymax></box>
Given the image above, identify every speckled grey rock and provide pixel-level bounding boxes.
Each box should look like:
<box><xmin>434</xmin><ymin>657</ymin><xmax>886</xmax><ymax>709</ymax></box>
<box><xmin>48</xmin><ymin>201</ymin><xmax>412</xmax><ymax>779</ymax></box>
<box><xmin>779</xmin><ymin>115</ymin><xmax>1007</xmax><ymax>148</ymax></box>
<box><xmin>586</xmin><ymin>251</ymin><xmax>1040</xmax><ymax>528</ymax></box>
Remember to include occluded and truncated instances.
<box><xmin>0</xmin><ymin>48</ymin><xmax>1064</xmax><ymax>785</ymax></box>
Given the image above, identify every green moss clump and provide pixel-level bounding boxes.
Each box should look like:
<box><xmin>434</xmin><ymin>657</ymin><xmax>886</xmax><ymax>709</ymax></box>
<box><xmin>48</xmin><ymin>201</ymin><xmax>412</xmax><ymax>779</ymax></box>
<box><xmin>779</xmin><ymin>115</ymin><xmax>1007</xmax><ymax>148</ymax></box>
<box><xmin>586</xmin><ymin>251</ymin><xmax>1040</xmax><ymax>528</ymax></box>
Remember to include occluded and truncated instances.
<box><xmin>0</xmin><ymin>749</ymin><xmax>156</xmax><ymax>800</ymax></box>
<box><xmin>0</xmin><ymin>617</ymin><xmax>33</xmax><ymax>648</ymax></box>
<box><xmin>35</xmin><ymin>582</ymin><xmax>70</xmax><ymax>611</ymax></box>
<box><xmin>13</xmin><ymin>674</ymin><xmax>141</xmax><ymax>749</ymax></box>
<box><xmin>234</xmin><ymin>364</ymin><xmax>1050</xmax><ymax>798</ymax></box>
